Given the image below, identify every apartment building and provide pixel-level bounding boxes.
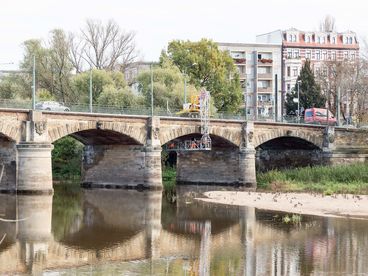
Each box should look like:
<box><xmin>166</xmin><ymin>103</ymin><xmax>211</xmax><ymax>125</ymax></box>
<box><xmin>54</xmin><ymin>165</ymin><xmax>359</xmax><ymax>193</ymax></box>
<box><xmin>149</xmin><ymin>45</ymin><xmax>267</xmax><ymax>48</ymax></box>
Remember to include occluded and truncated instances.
<box><xmin>257</xmin><ymin>29</ymin><xmax>359</xmax><ymax>94</ymax></box>
<box><xmin>218</xmin><ymin>42</ymin><xmax>282</xmax><ymax>120</ymax></box>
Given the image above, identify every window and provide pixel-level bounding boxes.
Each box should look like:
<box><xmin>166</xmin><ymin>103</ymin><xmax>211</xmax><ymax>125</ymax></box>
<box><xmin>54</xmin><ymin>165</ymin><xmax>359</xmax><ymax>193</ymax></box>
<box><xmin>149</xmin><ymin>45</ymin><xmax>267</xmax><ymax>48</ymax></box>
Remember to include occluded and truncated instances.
<box><xmin>317</xmin><ymin>37</ymin><xmax>321</xmax><ymax>43</ymax></box>
<box><xmin>287</xmin><ymin>66</ymin><xmax>291</xmax><ymax>77</ymax></box>
<box><xmin>344</xmin><ymin>51</ymin><xmax>348</xmax><ymax>59</ymax></box>
<box><xmin>305</xmin><ymin>111</ymin><xmax>313</xmax><ymax>117</ymax></box>
<box><xmin>287</xmin><ymin>50</ymin><xmax>292</xmax><ymax>58</ymax></box>
<box><xmin>322</xmin><ymin>51</ymin><xmax>327</xmax><ymax>60</ymax></box>
<box><xmin>332</xmin><ymin>51</ymin><xmax>336</xmax><ymax>60</ymax></box>
<box><xmin>305</xmin><ymin>36</ymin><xmax>310</xmax><ymax>43</ymax></box>
<box><xmin>332</xmin><ymin>37</ymin><xmax>336</xmax><ymax>44</ymax></box>
<box><xmin>349</xmin><ymin>37</ymin><xmax>353</xmax><ymax>44</ymax></box>
<box><xmin>288</xmin><ymin>34</ymin><xmax>292</xmax><ymax>41</ymax></box>
<box><xmin>293</xmin><ymin>67</ymin><xmax>298</xmax><ymax>77</ymax></box>
<box><xmin>316</xmin><ymin>50</ymin><xmax>321</xmax><ymax>60</ymax></box>
<box><xmin>351</xmin><ymin>52</ymin><xmax>356</xmax><ymax>60</ymax></box>
<box><xmin>293</xmin><ymin>50</ymin><xmax>299</xmax><ymax>58</ymax></box>
<box><xmin>306</xmin><ymin>50</ymin><xmax>311</xmax><ymax>59</ymax></box>
<box><xmin>321</xmin><ymin>37</ymin><xmax>325</xmax><ymax>44</ymax></box>
<box><xmin>287</xmin><ymin>84</ymin><xmax>291</xmax><ymax>92</ymax></box>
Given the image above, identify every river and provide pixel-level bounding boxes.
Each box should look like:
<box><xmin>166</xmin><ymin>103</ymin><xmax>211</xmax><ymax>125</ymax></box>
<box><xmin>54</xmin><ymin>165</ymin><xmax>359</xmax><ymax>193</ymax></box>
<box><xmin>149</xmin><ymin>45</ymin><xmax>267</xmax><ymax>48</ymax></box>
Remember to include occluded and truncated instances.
<box><xmin>0</xmin><ymin>184</ymin><xmax>367</xmax><ymax>275</ymax></box>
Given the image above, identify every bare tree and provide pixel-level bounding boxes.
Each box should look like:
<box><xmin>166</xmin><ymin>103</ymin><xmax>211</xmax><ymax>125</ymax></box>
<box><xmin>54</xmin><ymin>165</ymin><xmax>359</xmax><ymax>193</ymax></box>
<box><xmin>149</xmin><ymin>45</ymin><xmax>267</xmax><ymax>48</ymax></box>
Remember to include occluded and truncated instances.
<box><xmin>68</xmin><ymin>32</ymin><xmax>86</xmax><ymax>73</ymax></box>
<box><xmin>73</xmin><ymin>19</ymin><xmax>137</xmax><ymax>71</ymax></box>
<box><xmin>319</xmin><ymin>15</ymin><xmax>336</xmax><ymax>32</ymax></box>
<box><xmin>318</xmin><ymin>57</ymin><xmax>368</xmax><ymax>124</ymax></box>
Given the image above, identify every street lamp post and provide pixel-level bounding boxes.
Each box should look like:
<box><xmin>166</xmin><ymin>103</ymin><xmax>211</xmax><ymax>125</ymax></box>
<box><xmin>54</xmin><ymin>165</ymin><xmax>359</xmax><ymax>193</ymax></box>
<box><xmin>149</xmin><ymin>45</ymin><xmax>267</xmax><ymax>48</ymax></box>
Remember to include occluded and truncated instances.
<box><xmin>150</xmin><ymin>63</ymin><xmax>154</xmax><ymax>117</ymax></box>
<box><xmin>184</xmin><ymin>69</ymin><xmax>187</xmax><ymax>104</ymax></box>
<box><xmin>183</xmin><ymin>63</ymin><xmax>197</xmax><ymax>104</ymax></box>
<box><xmin>297</xmin><ymin>80</ymin><xmax>301</xmax><ymax>123</ymax></box>
<box><xmin>32</xmin><ymin>55</ymin><xmax>36</xmax><ymax>110</ymax></box>
<box><xmin>89</xmin><ymin>67</ymin><xmax>93</xmax><ymax>113</ymax></box>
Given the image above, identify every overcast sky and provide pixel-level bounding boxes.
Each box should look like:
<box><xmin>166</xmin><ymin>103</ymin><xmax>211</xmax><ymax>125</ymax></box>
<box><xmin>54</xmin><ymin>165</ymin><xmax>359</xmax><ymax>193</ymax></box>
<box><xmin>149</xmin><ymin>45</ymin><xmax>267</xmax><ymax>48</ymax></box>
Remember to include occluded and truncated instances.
<box><xmin>2</xmin><ymin>0</ymin><xmax>368</xmax><ymax>69</ymax></box>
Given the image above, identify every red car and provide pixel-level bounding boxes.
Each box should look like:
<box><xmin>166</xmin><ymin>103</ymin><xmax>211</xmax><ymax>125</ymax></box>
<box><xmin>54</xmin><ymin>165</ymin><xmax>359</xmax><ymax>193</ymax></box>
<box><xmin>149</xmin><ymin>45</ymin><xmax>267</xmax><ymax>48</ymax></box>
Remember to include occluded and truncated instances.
<box><xmin>304</xmin><ymin>108</ymin><xmax>337</xmax><ymax>125</ymax></box>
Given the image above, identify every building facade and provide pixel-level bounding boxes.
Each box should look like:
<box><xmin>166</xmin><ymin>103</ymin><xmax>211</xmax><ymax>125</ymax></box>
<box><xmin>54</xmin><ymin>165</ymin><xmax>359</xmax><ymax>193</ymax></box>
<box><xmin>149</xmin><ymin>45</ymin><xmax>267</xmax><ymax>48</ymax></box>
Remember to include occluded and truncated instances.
<box><xmin>257</xmin><ymin>29</ymin><xmax>359</xmax><ymax>95</ymax></box>
<box><xmin>218</xmin><ymin>42</ymin><xmax>282</xmax><ymax>120</ymax></box>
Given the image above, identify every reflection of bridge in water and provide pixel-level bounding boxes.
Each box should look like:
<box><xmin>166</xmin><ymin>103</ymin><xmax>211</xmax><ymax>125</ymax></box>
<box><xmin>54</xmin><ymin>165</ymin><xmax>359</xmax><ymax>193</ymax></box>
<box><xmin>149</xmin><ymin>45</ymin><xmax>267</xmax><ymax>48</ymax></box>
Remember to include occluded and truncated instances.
<box><xmin>1</xmin><ymin>188</ymin><xmax>368</xmax><ymax>275</ymax></box>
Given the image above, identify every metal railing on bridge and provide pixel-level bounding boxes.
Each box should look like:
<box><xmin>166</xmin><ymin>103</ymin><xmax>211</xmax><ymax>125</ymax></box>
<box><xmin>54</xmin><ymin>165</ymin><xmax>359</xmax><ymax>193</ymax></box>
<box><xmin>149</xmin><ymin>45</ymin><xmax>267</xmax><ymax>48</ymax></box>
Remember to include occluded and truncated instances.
<box><xmin>0</xmin><ymin>99</ymin><xmax>365</xmax><ymax>128</ymax></box>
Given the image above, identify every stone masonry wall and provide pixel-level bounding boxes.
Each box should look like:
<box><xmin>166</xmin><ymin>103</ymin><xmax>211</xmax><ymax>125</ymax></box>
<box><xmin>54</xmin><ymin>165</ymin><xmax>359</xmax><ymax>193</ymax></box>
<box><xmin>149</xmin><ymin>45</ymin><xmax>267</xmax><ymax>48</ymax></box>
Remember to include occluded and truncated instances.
<box><xmin>176</xmin><ymin>147</ymin><xmax>240</xmax><ymax>185</ymax></box>
<box><xmin>256</xmin><ymin>149</ymin><xmax>323</xmax><ymax>172</ymax></box>
<box><xmin>82</xmin><ymin>145</ymin><xmax>145</xmax><ymax>188</ymax></box>
<box><xmin>0</xmin><ymin>138</ymin><xmax>16</xmax><ymax>191</ymax></box>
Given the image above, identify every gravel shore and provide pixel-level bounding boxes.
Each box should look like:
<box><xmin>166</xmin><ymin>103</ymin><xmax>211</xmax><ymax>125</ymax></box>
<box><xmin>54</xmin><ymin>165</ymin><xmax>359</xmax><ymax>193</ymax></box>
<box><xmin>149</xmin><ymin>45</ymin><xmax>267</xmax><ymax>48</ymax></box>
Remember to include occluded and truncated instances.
<box><xmin>198</xmin><ymin>191</ymin><xmax>368</xmax><ymax>219</ymax></box>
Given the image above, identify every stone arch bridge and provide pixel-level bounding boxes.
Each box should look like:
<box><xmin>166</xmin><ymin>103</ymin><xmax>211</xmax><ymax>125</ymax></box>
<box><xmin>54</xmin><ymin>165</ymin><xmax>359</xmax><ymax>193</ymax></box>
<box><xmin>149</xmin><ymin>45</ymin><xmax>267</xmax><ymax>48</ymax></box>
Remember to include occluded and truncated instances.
<box><xmin>0</xmin><ymin>109</ymin><xmax>367</xmax><ymax>193</ymax></box>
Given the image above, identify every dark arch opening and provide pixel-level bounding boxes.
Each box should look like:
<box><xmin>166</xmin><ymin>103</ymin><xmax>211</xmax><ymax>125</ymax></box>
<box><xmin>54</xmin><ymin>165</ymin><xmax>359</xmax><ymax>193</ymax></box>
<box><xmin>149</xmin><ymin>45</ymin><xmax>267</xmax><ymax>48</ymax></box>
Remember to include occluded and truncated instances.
<box><xmin>52</xmin><ymin>129</ymin><xmax>143</xmax><ymax>184</ymax></box>
<box><xmin>162</xmin><ymin>133</ymin><xmax>240</xmax><ymax>186</ymax></box>
<box><xmin>256</xmin><ymin>136</ymin><xmax>322</xmax><ymax>172</ymax></box>
<box><xmin>162</xmin><ymin>133</ymin><xmax>238</xmax><ymax>168</ymax></box>
<box><xmin>69</xmin><ymin>129</ymin><xmax>142</xmax><ymax>146</ymax></box>
<box><xmin>0</xmin><ymin>133</ymin><xmax>17</xmax><ymax>191</ymax></box>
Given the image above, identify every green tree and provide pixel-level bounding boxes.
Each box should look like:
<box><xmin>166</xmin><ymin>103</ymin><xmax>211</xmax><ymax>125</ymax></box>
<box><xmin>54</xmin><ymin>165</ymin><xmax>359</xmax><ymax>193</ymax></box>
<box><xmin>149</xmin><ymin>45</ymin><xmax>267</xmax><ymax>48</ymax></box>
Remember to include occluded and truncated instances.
<box><xmin>18</xmin><ymin>30</ymin><xmax>76</xmax><ymax>103</ymax></box>
<box><xmin>137</xmin><ymin>62</ymin><xmax>195</xmax><ymax>111</ymax></box>
<box><xmin>72</xmin><ymin>70</ymin><xmax>128</xmax><ymax>104</ymax></box>
<box><xmin>52</xmin><ymin>136</ymin><xmax>83</xmax><ymax>179</ymax></box>
<box><xmin>162</xmin><ymin>39</ymin><xmax>242</xmax><ymax>112</ymax></box>
<box><xmin>286</xmin><ymin>60</ymin><xmax>326</xmax><ymax>114</ymax></box>
<box><xmin>97</xmin><ymin>85</ymin><xmax>142</xmax><ymax>107</ymax></box>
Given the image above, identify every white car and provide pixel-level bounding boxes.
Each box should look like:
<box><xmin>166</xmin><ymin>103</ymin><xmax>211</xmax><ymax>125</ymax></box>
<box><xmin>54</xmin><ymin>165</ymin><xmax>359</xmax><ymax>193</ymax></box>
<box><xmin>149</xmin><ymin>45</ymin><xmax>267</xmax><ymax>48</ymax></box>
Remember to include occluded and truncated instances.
<box><xmin>35</xmin><ymin>101</ymin><xmax>70</xmax><ymax>112</ymax></box>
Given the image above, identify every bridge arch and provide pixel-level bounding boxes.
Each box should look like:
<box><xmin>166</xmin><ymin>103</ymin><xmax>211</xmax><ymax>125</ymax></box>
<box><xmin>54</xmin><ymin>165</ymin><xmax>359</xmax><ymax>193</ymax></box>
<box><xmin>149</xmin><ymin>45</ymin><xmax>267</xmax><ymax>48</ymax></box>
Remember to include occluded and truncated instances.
<box><xmin>254</xmin><ymin>129</ymin><xmax>323</xmax><ymax>150</ymax></box>
<box><xmin>48</xmin><ymin>121</ymin><xmax>146</xmax><ymax>145</ymax></box>
<box><xmin>0</xmin><ymin>121</ymin><xmax>22</xmax><ymax>143</ymax></box>
<box><xmin>160</xmin><ymin>125</ymin><xmax>240</xmax><ymax>147</ymax></box>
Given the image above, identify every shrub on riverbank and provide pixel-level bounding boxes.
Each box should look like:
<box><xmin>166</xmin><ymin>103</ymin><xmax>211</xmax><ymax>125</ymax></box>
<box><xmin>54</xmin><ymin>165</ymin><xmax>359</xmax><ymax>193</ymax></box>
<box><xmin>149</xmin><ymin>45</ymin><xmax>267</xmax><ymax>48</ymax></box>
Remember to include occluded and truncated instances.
<box><xmin>162</xmin><ymin>166</ymin><xmax>176</xmax><ymax>201</ymax></box>
<box><xmin>257</xmin><ymin>163</ymin><xmax>368</xmax><ymax>194</ymax></box>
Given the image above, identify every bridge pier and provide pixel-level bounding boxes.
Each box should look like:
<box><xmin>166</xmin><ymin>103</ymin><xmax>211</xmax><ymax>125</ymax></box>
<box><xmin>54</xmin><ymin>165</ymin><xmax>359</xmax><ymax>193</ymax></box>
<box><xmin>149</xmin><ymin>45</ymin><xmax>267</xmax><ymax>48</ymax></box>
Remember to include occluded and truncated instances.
<box><xmin>239</xmin><ymin>148</ymin><xmax>257</xmax><ymax>187</ymax></box>
<box><xmin>239</xmin><ymin>121</ymin><xmax>257</xmax><ymax>188</ymax></box>
<box><xmin>144</xmin><ymin>117</ymin><xmax>162</xmax><ymax>189</ymax></box>
<box><xmin>16</xmin><ymin>143</ymin><xmax>53</xmax><ymax>194</ymax></box>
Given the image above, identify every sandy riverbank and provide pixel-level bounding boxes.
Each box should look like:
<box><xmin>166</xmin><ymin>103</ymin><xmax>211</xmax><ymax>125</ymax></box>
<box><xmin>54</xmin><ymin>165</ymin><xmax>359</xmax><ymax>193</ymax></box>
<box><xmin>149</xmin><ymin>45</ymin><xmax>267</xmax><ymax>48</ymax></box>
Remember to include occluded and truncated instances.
<box><xmin>198</xmin><ymin>191</ymin><xmax>368</xmax><ymax>219</ymax></box>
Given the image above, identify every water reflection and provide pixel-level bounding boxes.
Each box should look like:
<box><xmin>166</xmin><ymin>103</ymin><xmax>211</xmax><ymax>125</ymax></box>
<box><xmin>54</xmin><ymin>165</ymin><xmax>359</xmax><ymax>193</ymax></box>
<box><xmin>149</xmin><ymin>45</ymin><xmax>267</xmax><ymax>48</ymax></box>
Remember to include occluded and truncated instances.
<box><xmin>0</xmin><ymin>186</ymin><xmax>368</xmax><ymax>275</ymax></box>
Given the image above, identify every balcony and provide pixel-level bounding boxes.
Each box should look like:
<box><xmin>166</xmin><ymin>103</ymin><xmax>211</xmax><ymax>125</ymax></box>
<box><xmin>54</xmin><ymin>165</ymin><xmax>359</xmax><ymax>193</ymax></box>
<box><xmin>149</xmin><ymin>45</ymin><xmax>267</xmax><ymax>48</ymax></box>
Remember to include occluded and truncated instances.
<box><xmin>258</xmin><ymin>87</ymin><xmax>272</xmax><ymax>93</ymax></box>
<box><xmin>257</xmin><ymin>73</ymin><xmax>273</xmax><ymax>79</ymax></box>
<box><xmin>238</xmin><ymin>72</ymin><xmax>247</xmax><ymax>79</ymax></box>
<box><xmin>257</xmin><ymin>100</ymin><xmax>273</xmax><ymax>106</ymax></box>
<box><xmin>258</xmin><ymin>58</ymin><xmax>273</xmax><ymax>66</ymax></box>
<box><xmin>233</xmin><ymin>58</ymin><xmax>246</xmax><ymax>64</ymax></box>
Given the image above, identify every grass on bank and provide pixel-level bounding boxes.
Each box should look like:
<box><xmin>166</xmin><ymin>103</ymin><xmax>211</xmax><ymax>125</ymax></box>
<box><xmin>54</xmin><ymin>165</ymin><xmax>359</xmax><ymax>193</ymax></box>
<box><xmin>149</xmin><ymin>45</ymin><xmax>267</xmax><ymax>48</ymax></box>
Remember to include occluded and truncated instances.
<box><xmin>257</xmin><ymin>163</ymin><xmax>368</xmax><ymax>194</ymax></box>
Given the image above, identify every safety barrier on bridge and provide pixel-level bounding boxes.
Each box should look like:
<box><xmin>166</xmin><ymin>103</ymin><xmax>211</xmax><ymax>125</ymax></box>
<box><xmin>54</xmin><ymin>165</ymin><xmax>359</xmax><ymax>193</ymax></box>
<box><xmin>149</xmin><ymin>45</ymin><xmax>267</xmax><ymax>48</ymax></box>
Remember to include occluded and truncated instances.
<box><xmin>0</xmin><ymin>99</ymin><xmax>364</xmax><ymax>127</ymax></box>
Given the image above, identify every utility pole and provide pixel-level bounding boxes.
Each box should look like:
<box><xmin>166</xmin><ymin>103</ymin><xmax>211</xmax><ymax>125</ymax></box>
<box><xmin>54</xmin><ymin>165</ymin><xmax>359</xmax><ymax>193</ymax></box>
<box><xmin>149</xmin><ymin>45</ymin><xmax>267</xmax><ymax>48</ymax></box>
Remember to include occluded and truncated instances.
<box><xmin>184</xmin><ymin>69</ymin><xmax>187</xmax><ymax>104</ymax></box>
<box><xmin>336</xmin><ymin>86</ymin><xmax>341</xmax><ymax>126</ymax></box>
<box><xmin>32</xmin><ymin>55</ymin><xmax>36</xmax><ymax>110</ymax></box>
<box><xmin>151</xmin><ymin>63</ymin><xmax>154</xmax><ymax>117</ymax></box>
<box><xmin>297</xmin><ymin>80</ymin><xmax>301</xmax><ymax>123</ymax></box>
<box><xmin>89</xmin><ymin>67</ymin><xmax>93</xmax><ymax>113</ymax></box>
<box><xmin>327</xmin><ymin>84</ymin><xmax>330</xmax><ymax>126</ymax></box>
